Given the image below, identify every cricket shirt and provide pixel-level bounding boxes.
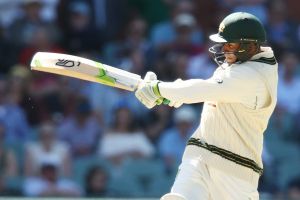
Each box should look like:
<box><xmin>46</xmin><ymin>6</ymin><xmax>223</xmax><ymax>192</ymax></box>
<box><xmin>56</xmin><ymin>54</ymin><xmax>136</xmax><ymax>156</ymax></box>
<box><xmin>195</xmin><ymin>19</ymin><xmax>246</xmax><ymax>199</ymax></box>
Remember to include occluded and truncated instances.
<box><xmin>158</xmin><ymin>47</ymin><xmax>278</xmax><ymax>186</ymax></box>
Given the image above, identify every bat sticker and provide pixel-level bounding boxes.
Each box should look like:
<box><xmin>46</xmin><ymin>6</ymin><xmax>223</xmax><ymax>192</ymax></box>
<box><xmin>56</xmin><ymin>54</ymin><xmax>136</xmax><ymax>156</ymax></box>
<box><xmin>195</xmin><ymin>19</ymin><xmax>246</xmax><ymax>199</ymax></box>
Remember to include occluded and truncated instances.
<box><xmin>56</xmin><ymin>59</ymin><xmax>80</xmax><ymax>67</ymax></box>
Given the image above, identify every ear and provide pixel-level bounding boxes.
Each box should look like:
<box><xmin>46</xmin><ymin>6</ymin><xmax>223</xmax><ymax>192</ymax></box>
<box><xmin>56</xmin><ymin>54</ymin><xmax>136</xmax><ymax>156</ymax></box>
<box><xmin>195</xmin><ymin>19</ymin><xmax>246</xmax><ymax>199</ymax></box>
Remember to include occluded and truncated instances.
<box><xmin>248</xmin><ymin>42</ymin><xmax>260</xmax><ymax>56</ymax></box>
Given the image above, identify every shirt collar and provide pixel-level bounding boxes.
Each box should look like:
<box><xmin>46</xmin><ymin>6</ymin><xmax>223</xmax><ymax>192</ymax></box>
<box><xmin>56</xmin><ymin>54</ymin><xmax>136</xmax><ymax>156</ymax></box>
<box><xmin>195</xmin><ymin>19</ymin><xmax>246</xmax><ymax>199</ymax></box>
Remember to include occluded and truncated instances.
<box><xmin>250</xmin><ymin>47</ymin><xmax>274</xmax><ymax>60</ymax></box>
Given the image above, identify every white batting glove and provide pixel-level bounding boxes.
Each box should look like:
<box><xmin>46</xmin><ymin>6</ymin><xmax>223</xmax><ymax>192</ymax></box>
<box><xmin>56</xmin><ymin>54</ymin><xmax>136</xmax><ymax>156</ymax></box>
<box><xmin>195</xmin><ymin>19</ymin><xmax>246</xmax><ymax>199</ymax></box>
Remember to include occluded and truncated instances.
<box><xmin>135</xmin><ymin>72</ymin><xmax>183</xmax><ymax>109</ymax></box>
<box><xmin>135</xmin><ymin>71</ymin><xmax>161</xmax><ymax>109</ymax></box>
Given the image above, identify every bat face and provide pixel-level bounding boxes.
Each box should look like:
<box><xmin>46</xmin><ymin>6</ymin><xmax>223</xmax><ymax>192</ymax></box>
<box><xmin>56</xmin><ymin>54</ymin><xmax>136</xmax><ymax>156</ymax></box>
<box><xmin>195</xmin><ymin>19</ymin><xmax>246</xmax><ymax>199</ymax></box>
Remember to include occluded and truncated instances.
<box><xmin>31</xmin><ymin>52</ymin><xmax>142</xmax><ymax>91</ymax></box>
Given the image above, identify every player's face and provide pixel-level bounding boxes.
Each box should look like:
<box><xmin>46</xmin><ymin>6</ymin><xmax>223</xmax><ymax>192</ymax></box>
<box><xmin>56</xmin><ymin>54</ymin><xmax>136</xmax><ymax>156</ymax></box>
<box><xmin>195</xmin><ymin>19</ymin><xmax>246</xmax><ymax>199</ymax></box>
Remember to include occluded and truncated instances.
<box><xmin>222</xmin><ymin>43</ymin><xmax>240</xmax><ymax>64</ymax></box>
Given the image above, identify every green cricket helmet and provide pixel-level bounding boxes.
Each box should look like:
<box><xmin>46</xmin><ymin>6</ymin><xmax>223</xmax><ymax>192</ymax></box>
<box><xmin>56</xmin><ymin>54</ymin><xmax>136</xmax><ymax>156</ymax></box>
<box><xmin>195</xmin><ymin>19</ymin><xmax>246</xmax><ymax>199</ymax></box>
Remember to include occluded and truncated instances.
<box><xmin>209</xmin><ymin>12</ymin><xmax>266</xmax><ymax>65</ymax></box>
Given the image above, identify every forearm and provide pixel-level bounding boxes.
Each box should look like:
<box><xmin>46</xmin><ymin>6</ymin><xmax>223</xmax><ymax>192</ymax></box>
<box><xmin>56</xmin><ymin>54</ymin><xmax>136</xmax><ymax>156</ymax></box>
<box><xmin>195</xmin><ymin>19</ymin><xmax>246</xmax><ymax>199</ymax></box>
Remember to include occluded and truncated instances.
<box><xmin>135</xmin><ymin>71</ymin><xmax>251</xmax><ymax>108</ymax></box>
<box><xmin>159</xmin><ymin>79</ymin><xmax>230</xmax><ymax>104</ymax></box>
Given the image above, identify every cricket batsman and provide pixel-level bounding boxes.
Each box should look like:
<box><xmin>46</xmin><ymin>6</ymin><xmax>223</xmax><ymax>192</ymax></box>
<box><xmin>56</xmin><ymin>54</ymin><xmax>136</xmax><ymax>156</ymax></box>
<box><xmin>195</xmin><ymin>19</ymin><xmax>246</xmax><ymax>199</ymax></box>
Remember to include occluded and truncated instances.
<box><xmin>135</xmin><ymin>12</ymin><xmax>278</xmax><ymax>200</ymax></box>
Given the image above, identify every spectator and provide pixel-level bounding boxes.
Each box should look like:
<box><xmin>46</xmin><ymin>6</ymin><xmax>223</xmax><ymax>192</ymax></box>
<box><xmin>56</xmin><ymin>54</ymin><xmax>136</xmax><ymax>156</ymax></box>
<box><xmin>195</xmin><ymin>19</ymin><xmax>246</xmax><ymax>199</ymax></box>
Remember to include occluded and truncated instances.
<box><xmin>7</xmin><ymin>65</ymin><xmax>41</xmax><ymax>126</ymax></box>
<box><xmin>0</xmin><ymin>121</ymin><xmax>19</xmax><ymax>196</ymax></box>
<box><xmin>0</xmin><ymin>0</ymin><xmax>59</xmax><ymax>26</ymax></box>
<box><xmin>222</xmin><ymin>0</ymin><xmax>268</xmax><ymax>25</ymax></box>
<box><xmin>168</xmin><ymin>13</ymin><xmax>203</xmax><ymax>56</ymax></box>
<box><xmin>85</xmin><ymin>165</ymin><xmax>109</xmax><ymax>197</ymax></box>
<box><xmin>0</xmin><ymin>0</ymin><xmax>21</xmax><ymax>28</ymax></box>
<box><xmin>193</xmin><ymin>1</ymin><xmax>229</xmax><ymax>35</ymax></box>
<box><xmin>265</xmin><ymin>106</ymin><xmax>296</xmax><ymax>143</ymax></box>
<box><xmin>38</xmin><ymin>0</ymin><xmax>60</xmax><ymax>22</ymax></box>
<box><xmin>150</xmin><ymin>0</ymin><xmax>203</xmax><ymax>51</ymax></box>
<box><xmin>61</xmin><ymin>0</ymin><xmax>103</xmax><ymax>55</ymax></box>
<box><xmin>127</xmin><ymin>0</ymin><xmax>172</xmax><ymax>29</ymax></box>
<box><xmin>10</xmin><ymin>3</ymin><xmax>64</xmax><ymax>124</ymax></box>
<box><xmin>186</xmin><ymin>41</ymin><xmax>216</xmax><ymax>79</ymax></box>
<box><xmin>27</xmin><ymin>68</ymin><xmax>63</xmax><ymax>125</ymax></box>
<box><xmin>18</xmin><ymin>24</ymin><xmax>64</xmax><ymax>66</ymax></box>
<box><xmin>150</xmin><ymin>54</ymin><xmax>177</xmax><ymax>81</ymax></box>
<box><xmin>0</xmin><ymin>25</ymin><xmax>18</xmax><ymax>74</ymax></box>
<box><xmin>265</xmin><ymin>0</ymin><xmax>299</xmax><ymax>59</ymax></box>
<box><xmin>277</xmin><ymin>52</ymin><xmax>300</xmax><ymax>115</ymax></box>
<box><xmin>91</xmin><ymin>17</ymin><xmax>151</xmax><ymax>125</ymax></box>
<box><xmin>7</xmin><ymin>0</ymin><xmax>59</xmax><ymax>48</ymax></box>
<box><xmin>286</xmin><ymin>177</ymin><xmax>300</xmax><ymax>200</ymax></box>
<box><xmin>120</xmin><ymin>48</ymin><xmax>148</xmax><ymax>76</ymax></box>
<box><xmin>23</xmin><ymin>163</ymin><xmax>82</xmax><ymax>197</ymax></box>
<box><xmin>123</xmin><ymin>17</ymin><xmax>150</xmax><ymax>57</ymax></box>
<box><xmin>0</xmin><ymin>75</ymin><xmax>30</xmax><ymax>144</ymax></box>
<box><xmin>98</xmin><ymin>104</ymin><xmax>155</xmax><ymax>167</ymax></box>
<box><xmin>143</xmin><ymin>105</ymin><xmax>173</xmax><ymax>146</ymax></box>
<box><xmin>167</xmin><ymin>52</ymin><xmax>191</xmax><ymax>80</ymax></box>
<box><xmin>298</xmin><ymin>25</ymin><xmax>300</xmax><ymax>53</ymax></box>
<box><xmin>158</xmin><ymin>105</ymin><xmax>197</xmax><ymax>168</ymax></box>
<box><xmin>88</xmin><ymin>84</ymin><xmax>147</xmax><ymax>127</ymax></box>
<box><xmin>58</xmin><ymin>97</ymin><xmax>102</xmax><ymax>158</ymax></box>
<box><xmin>151</xmin><ymin>13</ymin><xmax>204</xmax><ymax>80</ymax></box>
<box><xmin>58</xmin><ymin>0</ymin><xmax>130</xmax><ymax>41</ymax></box>
<box><xmin>103</xmin><ymin>16</ymin><xmax>150</xmax><ymax>68</ymax></box>
<box><xmin>7</xmin><ymin>65</ymin><xmax>32</xmax><ymax>106</ymax></box>
<box><xmin>24</xmin><ymin>122</ymin><xmax>71</xmax><ymax>177</ymax></box>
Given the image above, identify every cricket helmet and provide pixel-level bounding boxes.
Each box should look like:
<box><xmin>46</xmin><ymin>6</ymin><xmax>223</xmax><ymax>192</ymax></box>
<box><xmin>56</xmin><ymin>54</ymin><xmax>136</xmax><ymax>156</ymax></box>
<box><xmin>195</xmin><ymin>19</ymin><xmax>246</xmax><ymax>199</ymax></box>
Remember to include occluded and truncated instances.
<box><xmin>209</xmin><ymin>12</ymin><xmax>266</xmax><ymax>65</ymax></box>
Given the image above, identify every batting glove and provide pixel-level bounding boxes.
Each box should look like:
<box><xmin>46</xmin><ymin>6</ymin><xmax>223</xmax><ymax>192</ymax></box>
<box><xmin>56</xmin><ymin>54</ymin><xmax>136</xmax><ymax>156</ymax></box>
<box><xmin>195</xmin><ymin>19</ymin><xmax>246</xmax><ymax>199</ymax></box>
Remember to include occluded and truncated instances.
<box><xmin>135</xmin><ymin>72</ymin><xmax>182</xmax><ymax>109</ymax></box>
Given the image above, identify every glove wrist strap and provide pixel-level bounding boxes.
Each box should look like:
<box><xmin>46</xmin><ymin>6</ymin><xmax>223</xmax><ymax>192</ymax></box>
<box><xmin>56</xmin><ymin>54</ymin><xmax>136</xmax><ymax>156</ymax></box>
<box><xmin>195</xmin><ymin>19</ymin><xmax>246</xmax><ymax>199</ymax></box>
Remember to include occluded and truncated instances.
<box><xmin>151</xmin><ymin>81</ymin><xmax>171</xmax><ymax>105</ymax></box>
<box><xmin>152</xmin><ymin>81</ymin><xmax>162</xmax><ymax>98</ymax></box>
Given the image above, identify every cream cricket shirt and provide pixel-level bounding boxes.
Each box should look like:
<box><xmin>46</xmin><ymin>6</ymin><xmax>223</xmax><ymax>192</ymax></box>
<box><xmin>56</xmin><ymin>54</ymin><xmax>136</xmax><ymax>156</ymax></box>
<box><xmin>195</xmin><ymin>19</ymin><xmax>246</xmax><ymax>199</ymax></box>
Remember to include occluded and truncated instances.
<box><xmin>159</xmin><ymin>47</ymin><xmax>278</xmax><ymax>186</ymax></box>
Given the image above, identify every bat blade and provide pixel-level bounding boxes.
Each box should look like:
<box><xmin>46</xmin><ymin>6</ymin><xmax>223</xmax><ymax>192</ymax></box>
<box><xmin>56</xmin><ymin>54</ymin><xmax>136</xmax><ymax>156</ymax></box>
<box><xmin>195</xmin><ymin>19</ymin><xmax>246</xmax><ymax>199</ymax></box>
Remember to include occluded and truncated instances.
<box><xmin>30</xmin><ymin>52</ymin><xmax>142</xmax><ymax>91</ymax></box>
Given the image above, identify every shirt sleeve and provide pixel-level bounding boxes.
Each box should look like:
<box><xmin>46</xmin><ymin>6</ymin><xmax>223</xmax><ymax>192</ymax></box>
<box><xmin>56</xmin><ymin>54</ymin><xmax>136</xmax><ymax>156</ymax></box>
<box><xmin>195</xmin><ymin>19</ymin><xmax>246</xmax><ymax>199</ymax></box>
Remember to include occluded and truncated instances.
<box><xmin>159</xmin><ymin>65</ymin><xmax>263</xmax><ymax>106</ymax></box>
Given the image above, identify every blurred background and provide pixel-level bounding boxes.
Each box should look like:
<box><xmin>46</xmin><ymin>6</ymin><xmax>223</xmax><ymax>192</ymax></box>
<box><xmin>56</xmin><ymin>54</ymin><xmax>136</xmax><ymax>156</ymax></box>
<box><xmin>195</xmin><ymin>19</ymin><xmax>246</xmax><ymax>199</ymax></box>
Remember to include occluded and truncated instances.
<box><xmin>0</xmin><ymin>0</ymin><xmax>300</xmax><ymax>199</ymax></box>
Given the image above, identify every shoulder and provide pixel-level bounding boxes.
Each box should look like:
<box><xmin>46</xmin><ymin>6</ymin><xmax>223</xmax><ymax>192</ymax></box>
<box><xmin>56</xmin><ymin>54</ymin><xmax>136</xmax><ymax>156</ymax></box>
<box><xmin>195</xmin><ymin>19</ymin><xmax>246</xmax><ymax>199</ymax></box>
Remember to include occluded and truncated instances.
<box><xmin>227</xmin><ymin>63</ymin><xmax>261</xmax><ymax>80</ymax></box>
<box><xmin>230</xmin><ymin>63</ymin><xmax>273</xmax><ymax>86</ymax></box>
<box><xmin>250</xmin><ymin>57</ymin><xmax>277</xmax><ymax>65</ymax></box>
<box><xmin>213</xmin><ymin>63</ymin><xmax>265</xmax><ymax>90</ymax></box>
<box><xmin>249</xmin><ymin>47</ymin><xmax>277</xmax><ymax>66</ymax></box>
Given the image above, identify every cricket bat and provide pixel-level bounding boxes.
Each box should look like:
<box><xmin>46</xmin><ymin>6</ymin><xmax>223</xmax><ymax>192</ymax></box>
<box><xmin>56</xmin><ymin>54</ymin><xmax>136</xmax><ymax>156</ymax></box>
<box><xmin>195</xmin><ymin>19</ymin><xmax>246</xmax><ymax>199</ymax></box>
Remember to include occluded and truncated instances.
<box><xmin>30</xmin><ymin>52</ymin><xmax>142</xmax><ymax>91</ymax></box>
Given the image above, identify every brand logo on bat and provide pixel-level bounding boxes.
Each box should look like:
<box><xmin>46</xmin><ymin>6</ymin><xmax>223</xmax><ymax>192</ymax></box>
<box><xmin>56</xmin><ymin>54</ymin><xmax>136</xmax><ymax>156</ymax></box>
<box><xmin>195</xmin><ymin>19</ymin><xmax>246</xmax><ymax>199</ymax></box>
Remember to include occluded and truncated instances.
<box><xmin>56</xmin><ymin>59</ymin><xmax>80</xmax><ymax>67</ymax></box>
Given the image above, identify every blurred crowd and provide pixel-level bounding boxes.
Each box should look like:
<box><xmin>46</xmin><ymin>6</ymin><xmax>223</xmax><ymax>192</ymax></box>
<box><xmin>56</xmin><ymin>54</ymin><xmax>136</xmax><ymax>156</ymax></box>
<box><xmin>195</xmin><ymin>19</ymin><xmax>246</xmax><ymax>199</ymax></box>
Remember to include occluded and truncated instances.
<box><xmin>0</xmin><ymin>0</ymin><xmax>300</xmax><ymax>199</ymax></box>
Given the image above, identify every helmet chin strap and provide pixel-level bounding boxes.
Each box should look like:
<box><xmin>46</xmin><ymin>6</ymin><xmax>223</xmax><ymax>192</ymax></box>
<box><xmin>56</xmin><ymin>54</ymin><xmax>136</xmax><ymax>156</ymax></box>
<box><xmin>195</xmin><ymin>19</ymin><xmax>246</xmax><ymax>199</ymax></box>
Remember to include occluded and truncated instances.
<box><xmin>235</xmin><ymin>42</ymin><xmax>260</xmax><ymax>62</ymax></box>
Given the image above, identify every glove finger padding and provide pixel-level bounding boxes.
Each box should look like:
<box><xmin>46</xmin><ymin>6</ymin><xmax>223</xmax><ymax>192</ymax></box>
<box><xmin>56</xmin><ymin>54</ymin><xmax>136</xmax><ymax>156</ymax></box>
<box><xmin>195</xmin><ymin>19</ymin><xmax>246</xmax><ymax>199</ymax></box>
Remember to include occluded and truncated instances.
<box><xmin>135</xmin><ymin>90</ymin><xmax>156</xmax><ymax>109</ymax></box>
<box><xmin>144</xmin><ymin>71</ymin><xmax>157</xmax><ymax>81</ymax></box>
<box><xmin>135</xmin><ymin>72</ymin><xmax>159</xmax><ymax>109</ymax></box>
<box><xmin>135</xmin><ymin>87</ymin><xmax>157</xmax><ymax>108</ymax></box>
<box><xmin>135</xmin><ymin>71</ymin><xmax>181</xmax><ymax>109</ymax></box>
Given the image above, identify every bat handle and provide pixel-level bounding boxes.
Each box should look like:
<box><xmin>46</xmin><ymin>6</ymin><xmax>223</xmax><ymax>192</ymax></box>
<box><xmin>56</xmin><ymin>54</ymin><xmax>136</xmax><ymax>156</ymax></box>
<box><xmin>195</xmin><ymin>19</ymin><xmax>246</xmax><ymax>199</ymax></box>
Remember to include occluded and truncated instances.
<box><xmin>162</xmin><ymin>98</ymin><xmax>170</xmax><ymax>105</ymax></box>
<box><xmin>156</xmin><ymin>98</ymin><xmax>170</xmax><ymax>105</ymax></box>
